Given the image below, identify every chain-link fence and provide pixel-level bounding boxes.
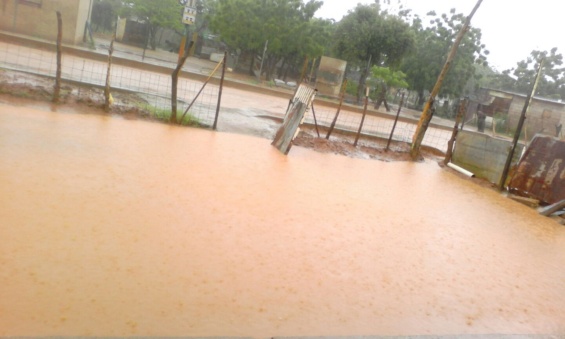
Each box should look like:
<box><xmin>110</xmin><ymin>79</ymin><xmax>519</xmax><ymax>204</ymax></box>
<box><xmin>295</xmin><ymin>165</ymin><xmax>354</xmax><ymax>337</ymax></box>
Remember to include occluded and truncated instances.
<box><xmin>0</xmin><ymin>39</ymin><xmax>221</xmax><ymax>127</ymax></box>
<box><xmin>306</xmin><ymin>101</ymin><xmax>453</xmax><ymax>153</ymax></box>
<box><xmin>0</xmin><ymin>36</ymin><xmax>457</xmax><ymax>154</ymax></box>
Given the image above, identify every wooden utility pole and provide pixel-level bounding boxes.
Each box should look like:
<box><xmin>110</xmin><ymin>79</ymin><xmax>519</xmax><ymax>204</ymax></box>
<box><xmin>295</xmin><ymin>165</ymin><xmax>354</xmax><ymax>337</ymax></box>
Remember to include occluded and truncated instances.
<box><xmin>498</xmin><ymin>59</ymin><xmax>544</xmax><ymax>190</ymax></box>
<box><xmin>53</xmin><ymin>11</ymin><xmax>63</xmax><ymax>103</ymax></box>
<box><xmin>410</xmin><ymin>0</ymin><xmax>483</xmax><ymax>159</ymax></box>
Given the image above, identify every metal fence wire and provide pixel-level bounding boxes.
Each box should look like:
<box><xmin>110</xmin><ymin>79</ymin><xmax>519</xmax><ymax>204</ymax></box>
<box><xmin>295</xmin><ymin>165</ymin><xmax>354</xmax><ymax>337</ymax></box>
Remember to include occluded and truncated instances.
<box><xmin>0</xmin><ymin>37</ymin><xmax>455</xmax><ymax>153</ymax></box>
<box><xmin>0</xmin><ymin>40</ymin><xmax>220</xmax><ymax>127</ymax></box>
<box><xmin>306</xmin><ymin>102</ymin><xmax>453</xmax><ymax>153</ymax></box>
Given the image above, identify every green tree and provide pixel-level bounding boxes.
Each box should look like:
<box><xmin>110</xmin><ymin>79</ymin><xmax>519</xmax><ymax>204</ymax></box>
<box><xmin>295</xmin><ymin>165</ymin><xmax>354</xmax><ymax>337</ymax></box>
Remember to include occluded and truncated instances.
<box><xmin>120</xmin><ymin>0</ymin><xmax>185</xmax><ymax>50</ymax></box>
<box><xmin>92</xmin><ymin>0</ymin><xmax>122</xmax><ymax>32</ymax></box>
<box><xmin>511</xmin><ymin>48</ymin><xmax>565</xmax><ymax>99</ymax></box>
<box><xmin>483</xmin><ymin>48</ymin><xmax>565</xmax><ymax>100</ymax></box>
<box><xmin>400</xmin><ymin>9</ymin><xmax>488</xmax><ymax>107</ymax></box>
<box><xmin>332</xmin><ymin>2</ymin><xmax>414</xmax><ymax>104</ymax></box>
<box><xmin>209</xmin><ymin>0</ymin><xmax>329</xmax><ymax>78</ymax></box>
<box><xmin>368</xmin><ymin>66</ymin><xmax>408</xmax><ymax>111</ymax></box>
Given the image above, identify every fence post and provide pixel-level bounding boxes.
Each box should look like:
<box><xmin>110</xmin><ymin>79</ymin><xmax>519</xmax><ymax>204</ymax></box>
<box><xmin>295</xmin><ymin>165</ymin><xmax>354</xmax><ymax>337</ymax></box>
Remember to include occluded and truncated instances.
<box><xmin>444</xmin><ymin>97</ymin><xmax>468</xmax><ymax>164</ymax></box>
<box><xmin>52</xmin><ymin>11</ymin><xmax>62</xmax><ymax>103</ymax></box>
<box><xmin>104</xmin><ymin>34</ymin><xmax>115</xmax><ymax>112</ymax></box>
<box><xmin>385</xmin><ymin>92</ymin><xmax>405</xmax><ymax>151</ymax></box>
<box><xmin>326</xmin><ymin>79</ymin><xmax>348</xmax><ymax>140</ymax></box>
<box><xmin>499</xmin><ymin>59</ymin><xmax>544</xmax><ymax>190</ymax></box>
<box><xmin>213</xmin><ymin>51</ymin><xmax>227</xmax><ymax>130</ymax></box>
<box><xmin>181</xmin><ymin>52</ymin><xmax>224</xmax><ymax>125</ymax></box>
<box><xmin>353</xmin><ymin>87</ymin><xmax>370</xmax><ymax>147</ymax></box>
<box><xmin>171</xmin><ymin>41</ymin><xmax>193</xmax><ymax>124</ymax></box>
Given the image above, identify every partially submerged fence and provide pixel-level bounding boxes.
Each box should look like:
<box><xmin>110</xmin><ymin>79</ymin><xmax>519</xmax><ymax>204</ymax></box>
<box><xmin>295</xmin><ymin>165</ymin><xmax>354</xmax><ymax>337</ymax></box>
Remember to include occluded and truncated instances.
<box><xmin>0</xmin><ymin>38</ymin><xmax>221</xmax><ymax>127</ymax></box>
<box><xmin>302</xmin><ymin>100</ymin><xmax>453</xmax><ymax>153</ymax></box>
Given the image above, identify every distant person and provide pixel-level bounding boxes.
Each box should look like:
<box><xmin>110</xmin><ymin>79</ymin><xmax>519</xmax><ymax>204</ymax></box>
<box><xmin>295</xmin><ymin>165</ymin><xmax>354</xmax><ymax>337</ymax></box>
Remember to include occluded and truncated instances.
<box><xmin>374</xmin><ymin>84</ymin><xmax>390</xmax><ymax>112</ymax></box>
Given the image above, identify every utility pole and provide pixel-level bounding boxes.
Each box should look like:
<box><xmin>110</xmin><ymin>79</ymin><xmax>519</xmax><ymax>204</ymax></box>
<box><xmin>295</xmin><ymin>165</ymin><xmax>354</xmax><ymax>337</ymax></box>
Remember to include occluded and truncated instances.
<box><xmin>499</xmin><ymin>59</ymin><xmax>544</xmax><ymax>190</ymax></box>
<box><xmin>410</xmin><ymin>0</ymin><xmax>483</xmax><ymax>159</ymax></box>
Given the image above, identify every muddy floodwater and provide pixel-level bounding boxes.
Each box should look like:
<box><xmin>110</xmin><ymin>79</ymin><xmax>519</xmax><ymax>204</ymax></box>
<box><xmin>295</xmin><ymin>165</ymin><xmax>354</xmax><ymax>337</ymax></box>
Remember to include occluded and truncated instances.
<box><xmin>1</xmin><ymin>105</ymin><xmax>564</xmax><ymax>337</ymax></box>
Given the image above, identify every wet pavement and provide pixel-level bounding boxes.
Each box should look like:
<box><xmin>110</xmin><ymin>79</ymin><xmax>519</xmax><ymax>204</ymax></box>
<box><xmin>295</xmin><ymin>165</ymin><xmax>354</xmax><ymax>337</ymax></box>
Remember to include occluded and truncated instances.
<box><xmin>1</xmin><ymin>105</ymin><xmax>564</xmax><ymax>337</ymax></box>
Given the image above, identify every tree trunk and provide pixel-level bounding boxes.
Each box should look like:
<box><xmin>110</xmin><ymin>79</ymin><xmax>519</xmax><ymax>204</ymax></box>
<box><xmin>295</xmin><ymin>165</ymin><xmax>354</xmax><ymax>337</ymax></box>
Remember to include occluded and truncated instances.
<box><xmin>248</xmin><ymin>51</ymin><xmax>256</xmax><ymax>76</ymax></box>
<box><xmin>278</xmin><ymin>58</ymin><xmax>287</xmax><ymax>79</ymax></box>
<box><xmin>150</xmin><ymin>26</ymin><xmax>157</xmax><ymax>50</ymax></box>
<box><xmin>356</xmin><ymin>67</ymin><xmax>369</xmax><ymax>105</ymax></box>
<box><xmin>417</xmin><ymin>90</ymin><xmax>426</xmax><ymax>108</ymax></box>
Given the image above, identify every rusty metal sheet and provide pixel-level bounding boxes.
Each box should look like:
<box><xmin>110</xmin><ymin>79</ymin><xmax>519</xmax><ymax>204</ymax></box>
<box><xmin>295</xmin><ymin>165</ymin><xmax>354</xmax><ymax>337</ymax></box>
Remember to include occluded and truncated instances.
<box><xmin>508</xmin><ymin>135</ymin><xmax>565</xmax><ymax>205</ymax></box>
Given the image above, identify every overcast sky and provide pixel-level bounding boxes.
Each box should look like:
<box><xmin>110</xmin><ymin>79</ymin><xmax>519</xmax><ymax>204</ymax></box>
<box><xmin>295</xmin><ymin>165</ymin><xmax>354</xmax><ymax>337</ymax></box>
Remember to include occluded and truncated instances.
<box><xmin>315</xmin><ymin>0</ymin><xmax>565</xmax><ymax>72</ymax></box>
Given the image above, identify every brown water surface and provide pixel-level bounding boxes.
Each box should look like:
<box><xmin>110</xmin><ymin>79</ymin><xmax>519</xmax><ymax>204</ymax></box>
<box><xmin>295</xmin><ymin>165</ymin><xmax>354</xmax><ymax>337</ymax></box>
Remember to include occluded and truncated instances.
<box><xmin>1</xmin><ymin>105</ymin><xmax>564</xmax><ymax>336</ymax></box>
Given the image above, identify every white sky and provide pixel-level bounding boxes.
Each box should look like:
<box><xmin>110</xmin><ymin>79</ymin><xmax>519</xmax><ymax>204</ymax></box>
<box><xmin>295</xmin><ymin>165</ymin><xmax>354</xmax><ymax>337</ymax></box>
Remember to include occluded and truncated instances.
<box><xmin>315</xmin><ymin>0</ymin><xmax>565</xmax><ymax>72</ymax></box>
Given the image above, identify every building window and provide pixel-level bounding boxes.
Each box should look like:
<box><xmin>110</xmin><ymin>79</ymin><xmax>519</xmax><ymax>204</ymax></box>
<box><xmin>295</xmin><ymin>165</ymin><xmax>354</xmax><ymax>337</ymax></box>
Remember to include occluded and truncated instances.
<box><xmin>18</xmin><ymin>0</ymin><xmax>42</xmax><ymax>8</ymax></box>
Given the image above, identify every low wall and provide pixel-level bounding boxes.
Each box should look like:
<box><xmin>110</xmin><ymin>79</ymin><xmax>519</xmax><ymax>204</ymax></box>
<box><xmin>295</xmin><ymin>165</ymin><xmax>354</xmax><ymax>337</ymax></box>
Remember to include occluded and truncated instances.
<box><xmin>452</xmin><ymin>130</ymin><xmax>524</xmax><ymax>184</ymax></box>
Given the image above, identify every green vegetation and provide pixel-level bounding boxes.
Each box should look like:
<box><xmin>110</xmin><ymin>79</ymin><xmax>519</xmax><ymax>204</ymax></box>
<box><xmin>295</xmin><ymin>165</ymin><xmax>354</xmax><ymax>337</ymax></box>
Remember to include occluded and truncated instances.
<box><xmin>487</xmin><ymin>48</ymin><xmax>565</xmax><ymax>100</ymax></box>
<box><xmin>93</xmin><ymin>0</ymin><xmax>565</xmax><ymax>106</ymax></box>
<box><xmin>145</xmin><ymin>105</ymin><xmax>201</xmax><ymax>126</ymax></box>
<box><xmin>400</xmin><ymin>8</ymin><xmax>488</xmax><ymax>107</ymax></box>
<box><xmin>333</xmin><ymin>3</ymin><xmax>414</xmax><ymax>103</ymax></box>
<box><xmin>493</xmin><ymin>112</ymin><xmax>509</xmax><ymax>135</ymax></box>
<box><xmin>209</xmin><ymin>0</ymin><xmax>333</xmax><ymax>79</ymax></box>
<box><xmin>118</xmin><ymin>0</ymin><xmax>185</xmax><ymax>50</ymax></box>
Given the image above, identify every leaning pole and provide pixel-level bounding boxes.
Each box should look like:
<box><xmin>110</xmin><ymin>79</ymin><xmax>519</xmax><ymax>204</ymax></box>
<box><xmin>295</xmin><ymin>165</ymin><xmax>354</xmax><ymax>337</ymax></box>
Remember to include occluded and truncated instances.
<box><xmin>410</xmin><ymin>0</ymin><xmax>483</xmax><ymax>159</ymax></box>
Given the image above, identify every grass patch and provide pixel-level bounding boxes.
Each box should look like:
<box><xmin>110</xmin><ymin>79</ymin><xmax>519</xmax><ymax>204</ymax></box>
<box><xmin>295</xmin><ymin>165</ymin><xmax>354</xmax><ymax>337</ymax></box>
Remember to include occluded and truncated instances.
<box><xmin>145</xmin><ymin>105</ymin><xmax>201</xmax><ymax>126</ymax></box>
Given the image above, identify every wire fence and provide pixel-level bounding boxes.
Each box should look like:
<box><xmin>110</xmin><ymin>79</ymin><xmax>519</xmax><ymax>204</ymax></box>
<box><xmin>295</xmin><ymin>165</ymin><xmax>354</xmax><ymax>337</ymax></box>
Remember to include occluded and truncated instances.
<box><xmin>307</xmin><ymin>101</ymin><xmax>453</xmax><ymax>153</ymax></box>
<box><xmin>0</xmin><ymin>40</ymin><xmax>220</xmax><ymax>127</ymax></box>
<box><xmin>0</xmin><ymin>38</ymin><xmax>455</xmax><ymax>153</ymax></box>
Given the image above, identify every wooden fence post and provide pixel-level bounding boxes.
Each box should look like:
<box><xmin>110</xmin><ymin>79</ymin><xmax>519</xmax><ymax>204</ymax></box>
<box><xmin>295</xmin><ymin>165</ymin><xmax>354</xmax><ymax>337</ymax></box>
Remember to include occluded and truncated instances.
<box><xmin>52</xmin><ymin>11</ymin><xmax>62</xmax><ymax>103</ymax></box>
<box><xmin>171</xmin><ymin>41</ymin><xmax>193</xmax><ymax>124</ymax></box>
<box><xmin>104</xmin><ymin>34</ymin><xmax>115</xmax><ymax>112</ymax></box>
<box><xmin>444</xmin><ymin>97</ymin><xmax>468</xmax><ymax>164</ymax></box>
<box><xmin>499</xmin><ymin>59</ymin><xmax>544</xmax><ymax>190</ymax></box>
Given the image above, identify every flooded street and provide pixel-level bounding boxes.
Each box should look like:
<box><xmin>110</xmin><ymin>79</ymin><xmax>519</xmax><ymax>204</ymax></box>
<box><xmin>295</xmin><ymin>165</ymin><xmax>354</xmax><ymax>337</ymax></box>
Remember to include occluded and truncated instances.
<box><xmin>1</xmin><ymin>105</ymin><xmax>564</xmax><ymax>337</ymax></box>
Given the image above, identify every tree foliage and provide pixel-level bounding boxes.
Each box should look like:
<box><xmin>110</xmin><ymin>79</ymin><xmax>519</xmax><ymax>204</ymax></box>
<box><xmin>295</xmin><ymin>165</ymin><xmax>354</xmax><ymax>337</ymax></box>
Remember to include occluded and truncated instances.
<box><xmin>91</xmin><ymin>0</ymin><xmax>122</xmax><ymax>32</ymax></box>
<box><xmin>400</xmin><ymin>9</ymin><xmax>488</xmax><ymax>106</ymax></box>
<box><xmin>481</xmin><ymin>48</ymin><xmax>565</xmax><ymax>100</ymax></box>
<box><xmin>370</xmin><ymin>66</ymin><xmax>408</xmax><ymax>89</ymax></box>
<box><xmin>209</xmin><ymin>0</ymin><xmax>331</xmax><ymax>78</ymax></box>
<box><xmin>512</xmin><ymin>48</ymin><xmax>564</xmax><ymax>99</ymax></box>
<box><xmin>120</xmin><ymin>0</ymin><xmax>185</xmax><ymax>49</ymax></box>
<box><xmin>333</xmin><ymin>2</ymin><xmax>414</xmax><ymax>103</ymax></box>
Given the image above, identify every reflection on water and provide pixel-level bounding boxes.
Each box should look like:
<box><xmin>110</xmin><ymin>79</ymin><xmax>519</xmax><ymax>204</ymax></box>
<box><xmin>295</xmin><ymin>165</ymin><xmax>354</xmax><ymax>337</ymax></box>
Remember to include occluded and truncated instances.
<box><xmin>1</xmin><ymin>106</ymin><xmax>564</xmax><ymax>336</ymax></box>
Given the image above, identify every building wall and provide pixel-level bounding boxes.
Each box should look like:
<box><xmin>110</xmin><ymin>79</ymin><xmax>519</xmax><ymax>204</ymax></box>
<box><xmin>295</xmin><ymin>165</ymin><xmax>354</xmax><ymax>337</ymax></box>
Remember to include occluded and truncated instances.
<box><xmin>507</xmin><ymin>97</ymin><xmax>563</xmax><ymax>140</ymax></box>
<box><xmin>0</xmin><ymin>0</ymin><xmax>90</xmax><ymax>44</ymax></box>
